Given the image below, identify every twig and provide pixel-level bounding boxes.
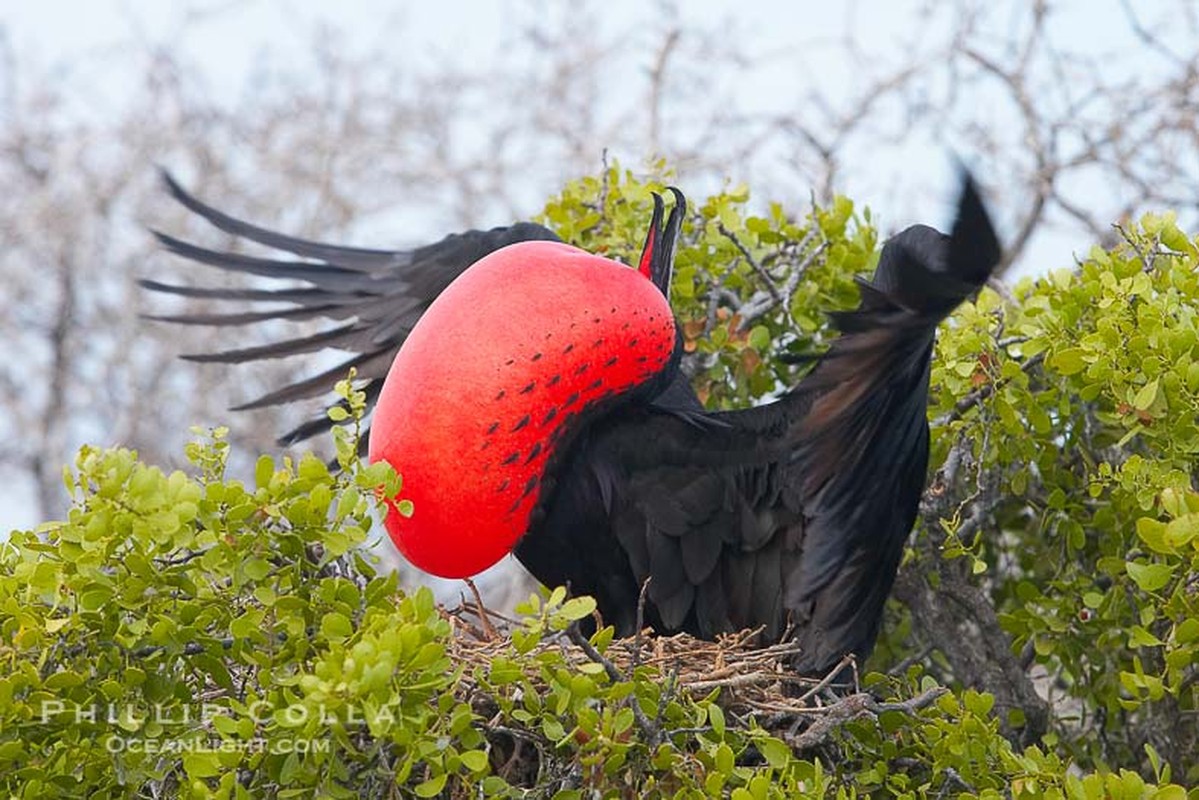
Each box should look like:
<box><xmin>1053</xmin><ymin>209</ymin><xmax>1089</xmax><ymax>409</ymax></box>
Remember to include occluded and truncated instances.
<box><xmin>153</xmin><ymin>549</ymin><xmax>209</xmax><ymax>567</ymax></box>
<box><xmin>718</xmin><ymin>221</ymin><xmax>783</xmax><ymax>308</ymax></box>
<box><xmin>936</xmin><ymin>766</ymin><xmax>978</xmax><ymax>798</ymax></box>
<box><xmin>796</xmin><ymin>654</ymin><xmax>856</xmax><ymax>703</ymax></box>
<box><xmin>687</xmin><ymin>671</ymin><xmax>780</xmax><ymax>693</ymax></box>
<box><xmin>785</xmin><ymin>686</ymin><xmax>947</xmax><ymax>751</ymax></box>
<box><xmin>596</xmin><ymin>148</ymin><xmax>610</xmax><ymax>221</ymax></box>
<box><xmin>463</xmin><ymin>578</ymin><xmax>498</xmax><ymax>640</ymax></box>
<box><xmin>132</xmin><ymin>637</ymin><xmax>236</xmax><ymax>659</ymax></box>
<box><xmin>631</xmin><ymin>576</ymin><xmax>651</xmax><ymax>674</ymax></box>
<box><xmin>567</xmin><ymin>623</ymin><xmax>662</xmax><ymax>746</ymax></box>
<box><xmin>887</xmin><ymin>646</ymin><xmax>933</xmax><ymax>676</ymax></box>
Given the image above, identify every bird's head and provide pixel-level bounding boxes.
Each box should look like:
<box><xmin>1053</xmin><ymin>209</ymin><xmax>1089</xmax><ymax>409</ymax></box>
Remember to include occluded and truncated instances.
<box><xmin>369</xmin><ymin>191</ymin><xmax>686</xmax><ymax>578</ymax></box>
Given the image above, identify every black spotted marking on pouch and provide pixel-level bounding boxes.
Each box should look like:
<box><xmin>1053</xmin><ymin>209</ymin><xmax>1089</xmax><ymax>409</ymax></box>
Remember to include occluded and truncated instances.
<box><xmin>511</xmin><ymin>415</ymin><xmax>530</xmax><ymax>433</ymax></box>
<box><xmin>629</xmin><ymin>338</ymin><xmax>639</xmax><ymax>347</ymax></box>
<box><xmin>519</xmin><ymin>381</ymin><xmax>536</xmax><ymax>395</ymax></box>
<box><xmin>495</xmin><ymin>389</ymin><xmax>506</xmax><ymax>401</ymax></box>
<box><xmin>523</xmin><ymin>443</ymin><xmax>543</xmax><ymax>464</ymax></box>
<box><xmin>637</xmin><ymin>355</ymin><xmax>648</xmax><ymax>363</ymax></box>
<box><xmin>592</xmin><ymin>316</ymin><xmax>601</xmax><ymax>324</ymax></box>
<box><xmin>501</xmin><ymin>451</ymin><xmax>520</xmax><ymax>466</ymax></box>
<box><xmin>592</xmin><ymin>338</ymin><xmax>606</xmax><ymax>348</ymax></box>
<box><xmin>505</xmin><ymin>358</ymin><xmax>516</xmax><ymax>366</ymax></box>
<box><xmin>563</xmin><ymin>343</ymin><xmax>575</xmax><ymax>354</ymax></box>
<box><xmin>563</xmin><ymin>392</ymin><xmax>580</xmax><ymax>408</ymax></box>
<box><xmin>604</xmin><ymin>356</ymin><xmax>618</xmax><ymax>368</ymax></box>
<box><xmin>531</xmin><ymin>352</ymin><xmax>543</xmax><ymax>362</ymax></box>
<box><xmin>574</xmin><ymin>362</ymin><xmax>590</xmax><ymax>376</ymax></box>
<box><xmin>480</xmin><ymin>441</ymin><xmax>491</xmax><ymax>451</ymax></box>
<box><xmin>520</xmin><ymin>475</ymin><xmax>539</xmax><ymax>500</ymax></box>
<box><xmin>486</xmin><ymin>421</ymin><xmax>500</xmax><ymax>435</ymax></box>
<box><xmin>546</xmin><ymin>374</ymin><xmax>561</xmax><ymax>388</ymax></box>
<box><xmin>497</xmin><ymin>479</ymin><xmax>510</xmax><ymax>493</ymax></box>
<box><xmin>586</xmin><ymin>378</ymin><xmax>603</xmax><ymax>392</ymax></box>
<box><xmin>541</xmin><ymin>407</ymin><xmax>558</xmax><ymax>427</ymax></box>
<box><xmin>508</xmin><ymin>476</ymin><xmax>540</xmax><ymax>514</ymax></box>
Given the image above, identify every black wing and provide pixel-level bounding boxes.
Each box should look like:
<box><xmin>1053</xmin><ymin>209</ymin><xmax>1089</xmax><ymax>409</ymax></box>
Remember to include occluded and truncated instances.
<box><xmin>517</xmin><ymin>174</ymin><xmax>1000</xmax><ymax>673</ymax></box>
<box><xmin>145</xmin><ymin>171</ymin><xmax>561</xmax><ymax>446</ymax></box>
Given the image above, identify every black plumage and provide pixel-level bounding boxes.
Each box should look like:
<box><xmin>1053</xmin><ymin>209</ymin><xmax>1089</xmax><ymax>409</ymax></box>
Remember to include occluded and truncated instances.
<box><xmin>147</xmin><ymin>172</ymin><xmax>999</xmax><ymax>673</ymax></box>
<box><xmin>146</xmin><ymin>170</ymin><xmax>559</xmax><ymax>442</ymax></box>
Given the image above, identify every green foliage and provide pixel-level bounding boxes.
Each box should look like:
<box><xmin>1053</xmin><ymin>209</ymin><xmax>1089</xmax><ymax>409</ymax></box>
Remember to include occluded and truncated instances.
<box><xmin>3</xmin><ymin>174</ymin><xmax>1198</xmax><ymax>796</ymax></box>
<box><xmin>540</xmin><ymin>159</ymin><xmax>874</xmax><ymax>408</ymax></box>
<box><xmin>3</xmin><ymin>424</ymin><xmax>1187</xmax><ymax>797</ymax></box>
<box><xmin>914</xmin><ymin>213</ymin><xmax>1199</xmax><ymax>779</ymax></box>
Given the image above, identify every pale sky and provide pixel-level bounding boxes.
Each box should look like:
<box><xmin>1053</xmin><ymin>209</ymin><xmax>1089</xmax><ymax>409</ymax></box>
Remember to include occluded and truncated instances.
<box><xmin>0</xmin><ymin>0</ymin><xmax>1186</xmax><ymax>536</ymax></box>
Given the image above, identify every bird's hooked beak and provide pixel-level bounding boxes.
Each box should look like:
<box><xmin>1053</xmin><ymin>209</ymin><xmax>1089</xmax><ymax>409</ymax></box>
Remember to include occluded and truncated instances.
<box><xmin>637</xmin><ymin>187</ymin><xmax>686</xmax><ymax>296</ymax></box>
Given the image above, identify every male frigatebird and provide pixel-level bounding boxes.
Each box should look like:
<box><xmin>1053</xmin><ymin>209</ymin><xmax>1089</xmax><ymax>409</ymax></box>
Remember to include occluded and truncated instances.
<box><xmin>146</xmin><ymin>173</ymin><xmax>999</xmax><ymax>672</ymax></box>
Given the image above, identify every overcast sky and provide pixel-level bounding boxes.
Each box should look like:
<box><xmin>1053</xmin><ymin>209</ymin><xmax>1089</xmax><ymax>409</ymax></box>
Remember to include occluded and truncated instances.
<box><xmin>1</xmin><ymin>0</ymin><xmax>1189</xmax><ymax>535</ymax></box>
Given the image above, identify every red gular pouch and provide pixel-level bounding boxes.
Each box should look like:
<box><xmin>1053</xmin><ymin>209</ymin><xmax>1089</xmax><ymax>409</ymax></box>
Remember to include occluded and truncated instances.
<box><xmin>369</xmin><ymin>193</ymin><xmax>685</xmax><ymax>578</ymax></box>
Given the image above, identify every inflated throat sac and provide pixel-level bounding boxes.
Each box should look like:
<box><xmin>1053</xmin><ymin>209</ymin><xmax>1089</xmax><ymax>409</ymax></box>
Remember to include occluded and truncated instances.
<box><xmin>369</xmin><ymin>241</ymin><xmax>677</xmax><ymax>577</ymax></box>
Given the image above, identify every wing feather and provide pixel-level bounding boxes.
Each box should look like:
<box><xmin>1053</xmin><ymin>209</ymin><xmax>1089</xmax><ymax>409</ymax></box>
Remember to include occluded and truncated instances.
<box><xmin>146</xmin><ymin>171</ymin><xmax>561</xmax><ymax>446</ymax></box>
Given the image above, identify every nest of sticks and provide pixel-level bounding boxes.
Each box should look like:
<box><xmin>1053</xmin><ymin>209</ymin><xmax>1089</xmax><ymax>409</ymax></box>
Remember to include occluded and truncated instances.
<box><xmin>441</xmin><ymin>592</ymin><xmax>946</xmax><ymax>756</ymax></box>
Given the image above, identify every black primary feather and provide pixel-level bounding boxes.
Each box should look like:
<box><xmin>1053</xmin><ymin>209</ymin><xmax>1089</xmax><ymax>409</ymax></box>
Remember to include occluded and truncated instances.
<box><xmin>146</xmin><ymin>171</ymin><xmax>561</xmax><ymax>446</ymax></box>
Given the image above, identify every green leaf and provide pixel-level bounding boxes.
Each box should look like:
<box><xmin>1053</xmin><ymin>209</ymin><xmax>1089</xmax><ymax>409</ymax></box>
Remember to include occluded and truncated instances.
<box><xmin>1173</xmin><ymin>618</ymin><xmax>1199</xmax><ymax>644</ymax></box>
<box><xmin>1128</xmin><ymin>626</ymin><xmax>1164</xmax><ymax>648</ymax></box>
<box><xmin>714</xmin><ymin>743</ymin><xmax>735</xmax><ymax>774</ymax></box>
<box><xmin>460</xmin><ymin>750</ymin><xmax>488</xmax><ymax>773</ymax></box>
<box><xmin>321</xmin><ymin>612</ymin><xmax>353</xmax><ymax>641</ymax></box>
<box><xmin>255</xmin><ymin>454</ymin><xmax>275</xmax><ymax>489</ymax></box>
<box><xmin>1136</xmin><ymin>517</ymin><xmax>1173</xmax><ymax>554</ymax></box>
<box><xmin>1133</xmin><ymin>378</ymin><xmax>1159</xmax><ymax>411</ymax></box>
<box><xmin>243</xmin><ymin>558</ymin><xmax>272</xmax><ymax>581</ymax></box>
<box><xmin>230</xmin><ymin>609</ymin><xmax>265</xmax><ymax>640</ymax></box>
<box><xmin>1126</xmin><ymin>561</ymin><xmax>1174</xmax><ymax>592</ymax></box>
<box><xmin>559</xmin><ymin>596</ymin><xmax>597</xmax><ymax>622</ymax></box>
<box><xmin>758</xmin><ymin>737</ymin><xmax>790</xmax><ymax>769</ymax></box>
<box><xmin>1165</xmin><ymin>514</ymin><xmax>1199</xmax><ymax>548</ymax></box>
<box><xmin>1049</xmin><ymin>348</ymin><xmax>1087</xmax><ymax>375</ymax></box>
<box><xmin>414</xmin><ymin>773</ymin><xmax>447</xmax><ymax>798</ymax></box>
<box><xmin>1149</xmin><ymin>787</ymin><xmax>1187</xmax><ymax>800</ymax></box>
<box><xmin>183</xmin><ymin>752</ymin><xmax>222</xmax><ymax>779</ymax></box>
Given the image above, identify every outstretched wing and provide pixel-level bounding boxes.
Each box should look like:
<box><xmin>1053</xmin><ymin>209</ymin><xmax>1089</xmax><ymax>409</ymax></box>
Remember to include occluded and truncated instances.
<box><xmin>521</xmin><ymin>174</ymin><xmax>1000</xmax><ymax>673</ymax></box>
<box><xmin>785</xmin><ymin>173</ymin><xmax>1000</xmax><ymax>670</ymax></box>
<box><xmin>145</xmin><ymin>171</ymin><xmax>561</xmax><ymax>446</ymax></box>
